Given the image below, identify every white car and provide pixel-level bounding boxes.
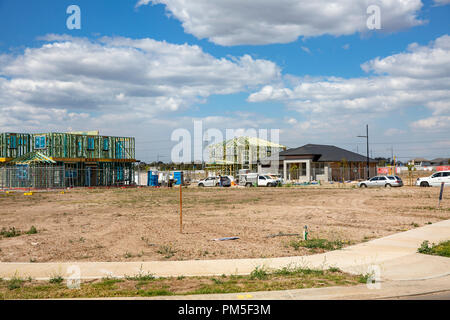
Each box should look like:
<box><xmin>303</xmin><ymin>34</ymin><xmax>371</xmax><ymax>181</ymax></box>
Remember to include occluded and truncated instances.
<box><xmin>358</xmin><ymin>175</ymin><xmax>403</xmax><ymax>188</ymax></box>
<box><xmin>416</xmin><ymin>171</ymin><xmax>450</xmax><ymax>187</ymax></box>
<box><xmin>198</xmin><ymin>177</ymin><xmax>219</xmax><ymax>187</ymax></box>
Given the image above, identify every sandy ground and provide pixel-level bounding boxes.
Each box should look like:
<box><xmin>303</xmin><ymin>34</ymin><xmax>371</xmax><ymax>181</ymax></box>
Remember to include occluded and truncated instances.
<box><xmin>0</xmin><ymin>185</ymin><xmax>449</xmax><ymax>262</ymax></box>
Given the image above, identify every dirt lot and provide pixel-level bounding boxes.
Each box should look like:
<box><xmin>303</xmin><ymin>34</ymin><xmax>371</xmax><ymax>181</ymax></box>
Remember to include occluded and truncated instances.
<box><xmin>0</xmin><ymin>186</ymin><xmax>449</xmax><ymax>262</ymax></box>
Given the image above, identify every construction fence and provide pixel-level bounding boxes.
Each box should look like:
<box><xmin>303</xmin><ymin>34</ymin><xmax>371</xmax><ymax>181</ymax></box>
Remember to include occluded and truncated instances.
<box><xmin>0</xmin><ymin>165</ymin><xmax>135</xmax><ymax>189</ymax></box>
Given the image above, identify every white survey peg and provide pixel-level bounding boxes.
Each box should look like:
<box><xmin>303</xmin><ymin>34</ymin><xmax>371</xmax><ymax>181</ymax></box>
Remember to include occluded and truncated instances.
<box><xmin>303</xmin><ymin>225</ymin><xmax>308</xmax><ymax>241</ymax></box>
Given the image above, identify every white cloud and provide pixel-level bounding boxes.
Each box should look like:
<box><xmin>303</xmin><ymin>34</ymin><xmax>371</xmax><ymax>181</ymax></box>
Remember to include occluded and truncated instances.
<box><xmin>136</xmin><ymin>0</ymin><xmax>425</xmax><ymax>45</ymax></box>
<box><xmin>0</xmin><ymin>35</ymin><xmax>280</xmax><ymax>132</ymax></box>
<box><xmin>411</xmin><ymin>116</ymin><xmax>450</xmax><ymax>130</ymax></box>
<box><xmin>433</xmin><ymin>0</ymin><xmax>450</xmax><ymax>6</ymax></box>
<box><xmin>248</xmin><ymin>35</ymin><xmax>450</xmax><ymax>133</ymax></box>
<box><xmin>384</xmin><ymin>128</ymin><xmax>406</xmax><ymax>136</ymax></box>
<box><xmin>301</xmin><ymin>46</ymin><xmax>311</xmax><ymax>54</ymax></box>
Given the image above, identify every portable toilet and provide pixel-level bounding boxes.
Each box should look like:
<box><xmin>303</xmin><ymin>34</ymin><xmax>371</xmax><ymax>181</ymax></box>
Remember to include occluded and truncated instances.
<box><xmin>147</xmin><ymin>171</ymin><xmax>159</xmax><ymax>187</ymax></box>
<box><xmin>173</xmin><ymin>171</ymin><xmax>184</xmax><ymax>185</ymax></box>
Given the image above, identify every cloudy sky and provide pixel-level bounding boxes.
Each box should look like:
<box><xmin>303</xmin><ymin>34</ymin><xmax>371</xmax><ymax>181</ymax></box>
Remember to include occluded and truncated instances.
<box><xmin>0</xmin><ymin>0</ymin><xmax>449</xmax><ymax>162</ymax></box>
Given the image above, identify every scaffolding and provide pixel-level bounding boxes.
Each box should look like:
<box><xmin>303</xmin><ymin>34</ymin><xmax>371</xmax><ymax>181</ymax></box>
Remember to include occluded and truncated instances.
<box><xmin>0</xmin><ymin>165</ymin><xmax>135</xmax><ymax>189</ymax></box>
<box><xmin>0</xmin><ymin>131</ymin><xmax>136</xmax><ymax>189</ymax></box>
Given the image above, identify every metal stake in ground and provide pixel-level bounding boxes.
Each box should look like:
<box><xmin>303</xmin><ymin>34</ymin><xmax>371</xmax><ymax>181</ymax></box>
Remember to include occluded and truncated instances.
<box><xmin>180</xmin><ymin>183</ymin><xmax>183</xmax><ymax>233</ymax></box>
<box><xmin>438</xmin><ymin>182</ymin><xmax>445</xmax><ymax>208</ymax></box>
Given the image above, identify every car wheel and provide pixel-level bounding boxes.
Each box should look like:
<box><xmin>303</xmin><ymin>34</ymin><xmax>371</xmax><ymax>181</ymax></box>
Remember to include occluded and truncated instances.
<box><xmin>246</xmin><ymin>183</ymin><xmax>252</xmax><ymax>187</ymax></box>
<box><xmin>360</xmin><ymin>183</ymin><xmax>367</xmax><ymax>188</ymax></box>
<box><xmin>198</xmin><ymin>183</ymin><xmax>204</xmax><ymax>187</ymax></box>
<box><xmin>420</xmin><ymin>181</ymin><xmax>429</xmax><ymax>187</ymax></box>
<box><xmin>385</xmin><ymin>184</ymin><xmax>392</xmax><ymax>188</ymax></box>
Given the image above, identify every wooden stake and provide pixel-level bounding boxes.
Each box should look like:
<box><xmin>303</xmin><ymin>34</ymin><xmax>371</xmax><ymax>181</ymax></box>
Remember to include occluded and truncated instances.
<box><xmin>179</xmin><ymin>183</ymin><xmax>183</xmax><ymax>233</ymax></box>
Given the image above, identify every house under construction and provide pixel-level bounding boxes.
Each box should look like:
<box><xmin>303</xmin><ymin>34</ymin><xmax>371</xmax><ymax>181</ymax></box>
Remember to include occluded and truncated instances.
<box><xmin>0</xmin><ymin>131</ymin><xmax>136</xmax><ymax>189</ymax></box>
<box><xmin>207</xmin><ymin>136</ymin><xmax>286</xmax><ymax>175</ymax></box>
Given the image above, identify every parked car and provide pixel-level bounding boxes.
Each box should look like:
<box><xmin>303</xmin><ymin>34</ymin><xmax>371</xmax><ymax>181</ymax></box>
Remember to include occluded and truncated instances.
<box><xmin>198</xmin><ymin>177</ymin><xmax>219</xmax><ymax>187</ymax></box>
<box><xmin>219</xmin><ymin>175</ymin><xmax>232</xmax><ymax>187</ymax></box>
<box><xmin>240</xmin><ymin>173</ymin><xmax>278</xmax><ymax>187</ymax></box>
<box><xmin>358</xmin><ymin>175</ymin><xmax>403</xmax><ymax>188</ymax></box>
<box><xmin>416</xmin><ymin>171</ymin><xmax>450</xmax><ymax>187</ymax></box>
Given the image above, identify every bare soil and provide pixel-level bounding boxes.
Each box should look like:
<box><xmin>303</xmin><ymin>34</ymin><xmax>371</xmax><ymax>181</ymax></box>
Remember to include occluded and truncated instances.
<box><xmin>0</xmin><ymin>186</ymin><xmax>449</xmax><ymax>262</ymax></box>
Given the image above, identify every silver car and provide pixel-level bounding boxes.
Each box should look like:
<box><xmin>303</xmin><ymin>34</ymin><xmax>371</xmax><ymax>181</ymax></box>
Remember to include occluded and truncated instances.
<box><xmin>358</xmin><ymin>175</ymin><xmax>403</xmax><ymax>188</ymax></box>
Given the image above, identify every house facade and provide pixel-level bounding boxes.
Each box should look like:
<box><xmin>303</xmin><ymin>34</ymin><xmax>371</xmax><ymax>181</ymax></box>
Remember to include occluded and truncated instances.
<box><xmin>259</xmin><ymin>144</ymin><xmax>377</xmax><ymax>182</ymax></box>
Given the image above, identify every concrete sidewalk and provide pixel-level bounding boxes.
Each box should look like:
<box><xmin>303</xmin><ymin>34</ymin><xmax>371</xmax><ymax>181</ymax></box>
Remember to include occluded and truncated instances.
<box><xmin>137</xmin><ymin>276</ymin><xmax>450</xmax><ymax>300</ymax></box>
<box><xmin>0</xmin><ymin>219</ymin><xmax>449</xmax><ymax>283</ymax></box>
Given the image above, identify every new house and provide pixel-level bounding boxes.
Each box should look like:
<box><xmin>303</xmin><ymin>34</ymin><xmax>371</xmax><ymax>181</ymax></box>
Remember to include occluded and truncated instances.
<box><xmin>259</xmin><ymin>144</ymin><xmax>377</xmax><ymax>182</ymax></box>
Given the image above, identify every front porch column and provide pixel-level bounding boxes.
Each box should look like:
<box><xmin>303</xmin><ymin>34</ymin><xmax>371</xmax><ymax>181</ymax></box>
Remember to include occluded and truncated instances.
<box><xmin>306</xmin><ymin>160</ymin><xmax>311</xmax><ymax>181</ymax></box>
<box><xmin>283</xmin><ymin>161</ymin><xmax>287</xmax><ymax>181</ymax></box>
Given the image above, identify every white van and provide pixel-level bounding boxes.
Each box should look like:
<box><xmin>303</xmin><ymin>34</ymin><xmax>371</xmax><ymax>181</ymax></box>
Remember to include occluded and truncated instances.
<box><xmin>416</xmin><ymin>171</ymin><xmax>450</xmax><ymax>187</ymax></box>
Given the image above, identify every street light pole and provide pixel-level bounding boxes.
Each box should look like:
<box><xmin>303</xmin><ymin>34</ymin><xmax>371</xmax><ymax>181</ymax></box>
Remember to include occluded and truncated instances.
<box><xmin>357</xmin><ymin>124</ymin><xmax>370</xmax><ymax>179</ymax></box>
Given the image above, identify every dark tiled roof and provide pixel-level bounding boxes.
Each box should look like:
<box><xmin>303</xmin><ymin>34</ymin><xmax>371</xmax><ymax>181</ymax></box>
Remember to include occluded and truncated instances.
<box><xmin>279</xmin><ymin>144</ymin><xmax>377</xmax><ymax>163</ymax></box>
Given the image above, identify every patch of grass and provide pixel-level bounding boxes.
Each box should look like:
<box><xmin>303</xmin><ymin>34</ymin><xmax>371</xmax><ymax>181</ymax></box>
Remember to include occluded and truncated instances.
<box><xmin>0</xmin><ymin>227</ymin><xmax>21</xmax><ymax>238</ymax></box>
<box><xmin>0</xmin><ymin>265</ymin><xmax>365</xmax><ymax>299</ymax></box>
<box><xmin>25</xmin><ymin>226</ymin><xmax>38</xmax><ymax>235</ymax></box>
<box><xmin>157</xmin><ymin>244</ymin><xmax>177</xmax><ymax>259</ymax></box>
<box><xmin>418</xmin><ymin>240</ymin><xmax>450</xmax><ymax>257</ymax></box>
<box><xmin>49</xmin><ymin>275</ymin><xmax>64</xmax><ymax>284</ymax></box>
<box><xmin>411</xmin><ymin>222</ymin><xmax>420</xmax><ymax>228</ymax></box>
<box><xmin>249</xmin><ymin>266</ymin><xmax>269</xmax><ymax>280</ymax></box>
<box><xmin>289</xmin><ymin>238</ymin><xmax>346</xmax><ymax>251</ymax></box>
<box><xmin>358</xmin><ymin>273</ymin><xmax>371</xmax><ymax>284</ymax></box>
<box><xmin>7</xmin><ymin>276</ymin><xmax>24</xmax><ymax>290</ymax></box>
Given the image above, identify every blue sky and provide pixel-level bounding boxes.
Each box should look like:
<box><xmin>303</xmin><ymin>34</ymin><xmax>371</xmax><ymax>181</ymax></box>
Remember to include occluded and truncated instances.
<box><xmin>0</xmin><ymin>0</ymin><xmax>449</xmax><ymax>162</ymax></box>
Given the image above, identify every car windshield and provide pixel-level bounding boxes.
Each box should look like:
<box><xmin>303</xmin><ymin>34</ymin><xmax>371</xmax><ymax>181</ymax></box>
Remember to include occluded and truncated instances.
<box><xmin>264</xmin><ymin>175</ymin><xmax>272</xmax><ymax>179</ymax></box>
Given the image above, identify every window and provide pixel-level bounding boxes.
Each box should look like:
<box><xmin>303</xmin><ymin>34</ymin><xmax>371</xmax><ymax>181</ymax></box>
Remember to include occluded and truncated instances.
<box><xmin>9</xmin><ymin>135</ymin><xmax>17</xmax><ymax>149</ymax></box>
<box><xmin>379</xmin><ymin>177</ymin><xmax>387</xmax><ymax>181</ymax></box>
<box><xmin>259</xmin><ymin>176</ymin><xmax>266</xmax><ymax>180</ymax></box>
<box><xmin>266</xmin><ymin>147</ymin><xmax>272</xmax><ymax>157</ymax></box>
<box><xmin>370</xmin><ymin>177</ymin><xmax>378</xmax><ymax>181</ymax></box>
<box><xmin>313</xmin><ymin>162</ymin><xmax>325</xmax><ymax>175</ymax></box>
<box><xmin>103</xmin><ymin>138</ymin><xmax>109</xmax><ymax>151</ymax></box>
<box><xmin>116</xmin><ymin>142</ymin><xmax>123</xmax><ymax>159</ymax></box>
<box><xmin>442</xmin><ymin>172</ymin><xmax>450</xmax><ymax>177</ymax></box>
<box><xmin>387</xmin><ymin>176</ymin><xmax>395</xmax><ymax>180</ymax></box>
<box><xmin>87</xmin><ymin>137</ymin><xmax>95</xmax><ymax>151</ymax></box>
<box><xmin>34</xmin><ymin>136</ymin><xmax>46</xmax><ymax>149</ymax></box>
<box><xmin>432</xmin><ymin>173</ymin><xmax>442</xmax><ymax>178</ymax></box>
<box><xmin>77</xmin><ymin>139</ymin><xmax>82</xmax><ymax>156</ymax></box>
<box><xmin>117</xmin><ymin>166</ymin><xmax>124</xmax><ymax>181</ymax></box>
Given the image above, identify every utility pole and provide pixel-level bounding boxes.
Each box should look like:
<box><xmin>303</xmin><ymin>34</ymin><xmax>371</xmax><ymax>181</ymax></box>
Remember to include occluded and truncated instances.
<box><xmin>357</xmin><ymin>125</ymin><xmax>370</xmax><ymax>179</ymax></box>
